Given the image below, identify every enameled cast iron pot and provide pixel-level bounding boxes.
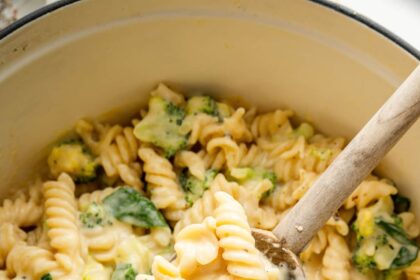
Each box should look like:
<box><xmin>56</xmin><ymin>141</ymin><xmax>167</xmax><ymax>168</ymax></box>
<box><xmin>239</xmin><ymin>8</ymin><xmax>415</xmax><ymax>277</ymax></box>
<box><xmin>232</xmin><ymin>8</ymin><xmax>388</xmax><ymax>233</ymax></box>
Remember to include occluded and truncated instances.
<box><xmin>0</xmin><ymin>0</ymin><xmax>419</xmax><ymax>215</ymax></box>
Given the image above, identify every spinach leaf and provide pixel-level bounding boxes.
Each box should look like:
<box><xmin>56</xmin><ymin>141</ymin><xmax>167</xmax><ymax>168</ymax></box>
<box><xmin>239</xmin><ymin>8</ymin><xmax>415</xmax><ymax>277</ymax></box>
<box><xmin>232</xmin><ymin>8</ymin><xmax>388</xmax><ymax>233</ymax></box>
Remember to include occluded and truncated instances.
<box><xmin>103</xmin><ymin>187</ymin><xmax>167</xmax><ymax>228</ymax></box>
<box><xmin>376</xmin><ymin>219</ymin><xmax>419</xmax><ymax>269</ymax></box>
<box><xmin>41</xmin><ymin>273</ymin><xmax>53</xmax><ymax>280</ymax></box>
<box><xmin>392</xmin><ymin>194</ymin><xmax>411</xmax><ymax>214</ymax></box>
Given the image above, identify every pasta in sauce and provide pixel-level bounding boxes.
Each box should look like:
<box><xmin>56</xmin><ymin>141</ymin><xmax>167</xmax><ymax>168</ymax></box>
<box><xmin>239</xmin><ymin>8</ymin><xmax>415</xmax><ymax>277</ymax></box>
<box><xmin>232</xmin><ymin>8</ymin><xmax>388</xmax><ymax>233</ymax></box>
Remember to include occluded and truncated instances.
<box><xmin>0</xmin><ymin>83</ymin><xmax>418</xmax><ymax>280</ymax></box>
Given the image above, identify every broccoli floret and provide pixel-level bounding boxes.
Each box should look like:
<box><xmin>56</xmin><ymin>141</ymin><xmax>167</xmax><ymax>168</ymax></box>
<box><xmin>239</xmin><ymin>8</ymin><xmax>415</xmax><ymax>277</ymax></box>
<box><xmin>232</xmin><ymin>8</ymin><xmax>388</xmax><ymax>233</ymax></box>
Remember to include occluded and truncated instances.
<box><xmin>180</xmin><ymin>169</ymin><xmax>217</xmax><ymax>206</ymax></box>
<box><xmin>186</xmin><ymin>96</ymin><xmax>219</xmax><ymax>116</ymax></box>
<box><xmin>79</xmin><ymin>202</ymin><xmax>112</xmax><ymax>229</ymax></box>
<box><xmin>229</xmin><ymin>167</ymin><xmax>277</xmax><ymax>198</ymax></box>
<box><xmin>353</xmin><ymin>251</ymin><xmax>377</xmax><ymax>273</ymax></box>
<box><xmin>111</xmin><ymin>263</ymin><xmax>137</xmax><ymax>280</ymax></box>
<box><xmin>352</xmin><ymin>196</ymin><xmax>418</xmax><ymax>276</ymax></box>
<box><xmin>293</xmin><ymin>122</ymin><xmax>314</xmax><ymax>140</ymax></box>
<box><xmin>47</xmin><ymin>138</ymin><xmax>98</xmax><ymax>183</ymax></box>
<box><xmin>41</xmin><ymin>273</ymin><xmax>53</xmax><ymax>280</ymax></box>
<box><xmin>134</xmin><ymin>96</ymin><xmax>187</xmax><ymax>157</ymax></box>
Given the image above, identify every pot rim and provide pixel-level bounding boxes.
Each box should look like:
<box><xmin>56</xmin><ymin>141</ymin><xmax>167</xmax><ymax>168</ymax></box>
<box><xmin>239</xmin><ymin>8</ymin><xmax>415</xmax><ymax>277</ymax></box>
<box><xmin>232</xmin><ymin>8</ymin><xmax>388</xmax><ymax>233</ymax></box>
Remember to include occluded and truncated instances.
<box><xmin>0</xmin><ymin>0</ymin><xmax>419</xmax><ymax>60</ymax></box>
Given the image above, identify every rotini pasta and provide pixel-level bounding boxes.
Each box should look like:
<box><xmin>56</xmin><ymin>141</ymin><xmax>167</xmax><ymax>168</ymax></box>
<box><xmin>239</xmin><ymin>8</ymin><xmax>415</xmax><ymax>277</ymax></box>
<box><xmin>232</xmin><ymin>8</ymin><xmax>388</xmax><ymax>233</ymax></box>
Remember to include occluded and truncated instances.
<box><xmin>321</xmin><ymin>229</ymin><xmax>351</xmax><ymax>280</ymax></box>
<box><xmin>0</xmin><ymin>187</ymin><xmax>43</xmax><ymax>228</ymax></box>
<box><xmin>139</xmin><ymin>147</ymin><xmax>187</xmax><ymax>222</ymax></box>
<box><xmin>0</xmin><ymin>83</ymin><xmax>418</xmax><ymax>280</ymax></box>
<box><xmin>173</xmin><ymin>174</ymin><xmax>240</xmax><ymax>235</ymax></box>
<box><xmin>214</xmin><ymin>191</ymin><xmax>267</xmax><ymax>279</ymax></box>
<box><xmin>0</xmin><ymin>223</ymin><xmax>26</xmax><ymax>268</ymax></box>
<box><xmin>43</xmin><ymin>173</ymin><xmax>85</xmax><ymax>276</ymax></box>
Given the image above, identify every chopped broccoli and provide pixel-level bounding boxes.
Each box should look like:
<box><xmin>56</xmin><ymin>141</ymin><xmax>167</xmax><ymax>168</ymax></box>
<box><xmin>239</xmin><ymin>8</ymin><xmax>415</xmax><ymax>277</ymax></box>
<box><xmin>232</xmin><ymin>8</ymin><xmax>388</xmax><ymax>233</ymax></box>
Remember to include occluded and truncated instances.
<box><xmin>41</xmin><ymin>273</ymin><xmax>53</xmax><ymax>280</ymax></box>
<box><xmin>186</xmin><ymin>96</ymin><xmax>219</xmax><ymax>116</ymax></box>
<box><xmin>111</xmin><ymin>263</ymin><xmax>137</xmax><ymax>280</ymax></box>
<box><xmin>179</xmin><ymin>169</ymin><xmax>217</xmax><ymax>206</ymax></box>
<box><xmin>47</xmin><ymin>138</ymin><xmax>98</xmax><ymax>183</ymax></box>
<box><xmin>79</xmin><ymin>202</ymin><xmax>112</xmax><ymax>229</ymax></box>
<box><xmin>134</xmin><ymin>96</ymin><xmax>187</xmax><ymax>157</ymax></box>
<box><xmin>103</xmin><ymin>187</ymin><xmax>167</xmax><ymax>228</ymax></box>
<box><xmin>352</xmin><ymin>196</ymin><xmax>418</xmax><ymax>276</ymax></box>
<box><xmin>229</xmin><ymin>167</ymin><xmax>277</xmax><ymax>198</ymax></box>
<box><xmin>392</xmin><ymin>194</ymin><xmax>411</xmax><ymax>214</ymax></box>
<box><xmin>293</xmin><ymin>122</ymin><xmax>314</xmax><ymax>140</ymax></box>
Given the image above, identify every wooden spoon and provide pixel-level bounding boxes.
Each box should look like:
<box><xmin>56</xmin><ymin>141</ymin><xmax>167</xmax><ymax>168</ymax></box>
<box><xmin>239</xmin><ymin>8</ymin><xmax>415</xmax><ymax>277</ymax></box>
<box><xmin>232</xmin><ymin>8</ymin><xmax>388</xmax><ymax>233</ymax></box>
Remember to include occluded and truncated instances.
<box><xmin>252</xmin><ymin>64</ymin><xmax>420</xmax><ymax>279</ymax></box>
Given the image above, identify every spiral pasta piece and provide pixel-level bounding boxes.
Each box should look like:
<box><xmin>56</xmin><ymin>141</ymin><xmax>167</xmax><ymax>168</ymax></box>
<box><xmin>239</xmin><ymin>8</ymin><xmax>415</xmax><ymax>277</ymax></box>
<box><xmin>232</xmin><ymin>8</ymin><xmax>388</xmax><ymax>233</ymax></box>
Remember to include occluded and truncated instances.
<box><xmin>237</xmin><ymin>180</ymin><xmax>278</xmax><ymax>230</ymax></box>
<box><xmin>399</xmin><ymin>212</ymin><xmax>420</xmax><ymax>239</ymax></box>
<box><xmin>344</xmin><ymin>179</ymin><xmax>397</xmax><ymax>210</ymax></box>
<box><xmin>321</xmin><ymin>229</ymin><xmax>351</xmax><ymax>280</ymax></box>
<box><xmin>78</xmin><ymin>187</ymin><xmax>116</xmax><ymax>210</ymax></box>
<box><xmin>174</xmin><ymin>151</ymin><xmax>206</xmax><ymax>180</ymax></box>
<box><xmin>206</xmin><ymin>137</ymin><xmax>240</xmax><ymax>169</ymax></box>
<box><xmin>43</xmin><ymin>173</ymin><xmax>85</xmax><ymax>275</ymax></box>
<box><xmin>174</xmin><ymin>217</ymin><xmax>219</xmax><ymax>277</ymax></box>
<box><xmin>214</xmin><ymin>191</ymin><xmax>267</xmax><ymax>279</ymax></box>
<box><xmin>250</xmin><ymin>109</ymin><xmax>293</xmax><ymax>139</ymax></box>
<box><xmin>300</xmin><ymin>226</ymin><xmax>329</xmax><ymax>262</ymax></box>
<box><xmin>6</xmin><ymin>244</ymin><xmax>58</xmax><ymax>279</ymax></box>
<box><xmin>173</xmin><ymin>174</ymin><xmax>240</xmax><ymax>236</ymax></box>
<box><xmin>264</xmin><ymin>170</ymin><xmax>317</xmax><ymax>213</ymax></box>
<box><xmin>150</xmin><ymin>256</ymin><xmax>185</xmax><ymax>280</ymax></box>
<box><xmin>0</xmin><ymin>188</ymin><xmax>43</xmax><ymax>228</ymax></box>
<box><xmin>0</xmin><ymin>223</ymin><xmax>26</xmax><ymax>268</ymax></box>
<box><xmin>139</xmin><ymin>147</ymin><xmax>186</xmax><ymax>222</ymax></box>
<box><xmin>82</xmin><ymin>222</ymin><xmax>132</xmax><ymax>264</ymax></box>
<box><xmin>100</xmin><ymin>125</ymin><xmax>143</xmax><ymax>190</ymax></box>
<box><xmin>151</xmin><ymin>83</ymin><xmax>185</xmax><ymax>106</ymax></box>
<box><xmin>187</xmin><ymin>108</ymin><xmax>252</xmax><ymax>146</ymax></box>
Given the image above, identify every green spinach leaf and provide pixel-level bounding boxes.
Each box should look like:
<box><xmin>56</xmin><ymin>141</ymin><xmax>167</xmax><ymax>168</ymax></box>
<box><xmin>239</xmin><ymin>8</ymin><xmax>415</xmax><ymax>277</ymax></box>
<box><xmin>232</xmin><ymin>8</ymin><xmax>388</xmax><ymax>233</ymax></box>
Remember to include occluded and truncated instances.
<box><xmin>103</xmin><ymin>187</ymin><xmax>167</xmax><ymax>228</ymax></box>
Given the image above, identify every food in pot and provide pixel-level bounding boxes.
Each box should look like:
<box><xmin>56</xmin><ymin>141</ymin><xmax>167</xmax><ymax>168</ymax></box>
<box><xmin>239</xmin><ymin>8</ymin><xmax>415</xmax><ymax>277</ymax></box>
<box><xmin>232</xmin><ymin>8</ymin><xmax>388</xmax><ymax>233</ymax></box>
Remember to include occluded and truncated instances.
<box><xmin>0</xmin><ymin>84</ymin><xmax>418</xmax><ymax>280</ymax></box>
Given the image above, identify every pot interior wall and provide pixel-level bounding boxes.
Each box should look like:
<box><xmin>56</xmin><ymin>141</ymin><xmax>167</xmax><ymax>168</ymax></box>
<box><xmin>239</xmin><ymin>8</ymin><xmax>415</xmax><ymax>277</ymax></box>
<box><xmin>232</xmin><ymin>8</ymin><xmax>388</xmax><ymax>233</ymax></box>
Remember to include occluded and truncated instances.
<box><xmin>0</xmin><ymin>0</ymin><xmax>418</xmax><ymax>213</ymax></box>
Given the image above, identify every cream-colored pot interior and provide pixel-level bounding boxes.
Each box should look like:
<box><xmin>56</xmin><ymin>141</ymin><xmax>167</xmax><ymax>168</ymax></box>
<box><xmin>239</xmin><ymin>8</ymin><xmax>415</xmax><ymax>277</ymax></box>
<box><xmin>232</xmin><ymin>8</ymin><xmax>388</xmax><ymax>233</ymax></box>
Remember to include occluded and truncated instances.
<box><xmin>0</xmin><ymin>0</ymin><xmax>419</xmax><ymax>213</ymax></box>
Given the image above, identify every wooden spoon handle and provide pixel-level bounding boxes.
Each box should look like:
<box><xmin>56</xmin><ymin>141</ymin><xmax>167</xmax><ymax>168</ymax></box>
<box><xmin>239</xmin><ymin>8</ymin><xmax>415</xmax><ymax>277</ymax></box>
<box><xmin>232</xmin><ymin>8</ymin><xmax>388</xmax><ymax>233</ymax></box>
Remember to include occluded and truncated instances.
<box><xmin>273</xmin><ymin>64</ymin><xmax>420</xmax><ymax>254</ymax></box>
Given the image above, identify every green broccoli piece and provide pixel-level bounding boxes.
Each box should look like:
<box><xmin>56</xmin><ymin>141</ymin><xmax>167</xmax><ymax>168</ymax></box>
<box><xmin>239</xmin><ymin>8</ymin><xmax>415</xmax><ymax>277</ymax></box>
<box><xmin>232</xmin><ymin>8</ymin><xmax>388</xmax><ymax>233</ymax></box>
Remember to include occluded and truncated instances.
<box><xmin>111</xmin><ymin>263</ymin><xmax>137</xmax><ymax>280</ymax></box>
<box><xmin>47</xmin><ymin>138</ymin><xmax>98</xmax><ymax>183</ymax></box>
<box><xmin>180</xmin><ymin>169</ymin><xmax>217</xmax><ymax>206</ymax></box>
<box><xmin>41</xmin><ymin>273</ymin><xmax>53</xmax><ymax>280</ymax></box>
<box><xmin>186</xmin><ymin>96</ymin><xmax>219</xmax><ymax>116</ymax></box>
<box><xmin>293</xmin><ymin>122</ymin><xmax>314</xmax><ymax>140</ymax></box>
<box><xmin>352</xmin><ymin>196</ymin><xmax>419</xmax><ymax>276</ymax></box>
<box><xmin>353</xmin><ymin>251</ymin><xmax>377</xmax><ymax>274</ymax></box>
<box><xmin>229</xmin><ymin>167</ymin><xmax>277</xmax><ymax>198</ymax></box>
<box><xmin>79</xmin><ymin>202</ymin><xmax>112</xmax><ymax>229</ymax></box>
<box><xmin>134</xmin><ymin>96</ymin><xmax>187</xmax><ymax>157</ymax></box>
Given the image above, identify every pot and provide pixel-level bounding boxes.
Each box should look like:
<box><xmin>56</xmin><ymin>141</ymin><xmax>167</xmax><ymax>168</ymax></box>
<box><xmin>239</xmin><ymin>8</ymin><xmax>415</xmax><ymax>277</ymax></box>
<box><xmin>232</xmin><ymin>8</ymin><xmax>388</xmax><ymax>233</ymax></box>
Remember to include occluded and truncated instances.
<box><xmin>0</xmin><ymin>0</ymin><xmax>418</xmax><ymax>218</ymax></box>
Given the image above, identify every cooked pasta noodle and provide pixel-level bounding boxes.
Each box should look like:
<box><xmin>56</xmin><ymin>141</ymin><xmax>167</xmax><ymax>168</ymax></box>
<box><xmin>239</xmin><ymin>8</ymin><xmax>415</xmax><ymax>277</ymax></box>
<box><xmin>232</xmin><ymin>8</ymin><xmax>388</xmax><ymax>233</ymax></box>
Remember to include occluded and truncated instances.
<box><xmin>0</xmin><ymin>223</ymin><xmax>26</xmax><ymax>268</ymax></box>
<box><xmin>139</xmin><ymin>147</ymin><xmax>187</xmax><ymax>222</ymax></box>
<box><xmin>321</xmin><ymin>229</ymin><xmax>351</xmax><ymax>280</ymax></box>
<box><xmin>0</xmin><ymin>83</ymin><xmax>418</xmax><ymax>280</ymax></box>
<box><xmin>43</xmin><ymin>173</ymin><xmax>85</xmax><ymax>276</ymax></box>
